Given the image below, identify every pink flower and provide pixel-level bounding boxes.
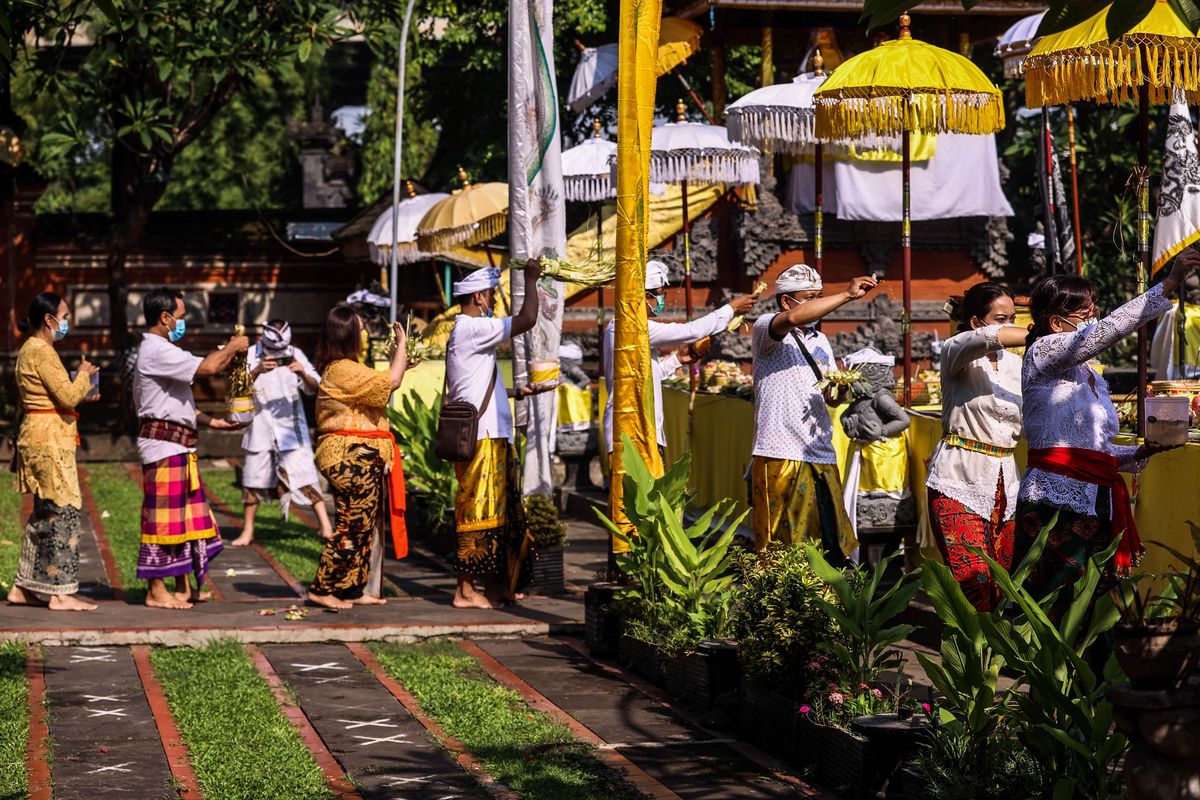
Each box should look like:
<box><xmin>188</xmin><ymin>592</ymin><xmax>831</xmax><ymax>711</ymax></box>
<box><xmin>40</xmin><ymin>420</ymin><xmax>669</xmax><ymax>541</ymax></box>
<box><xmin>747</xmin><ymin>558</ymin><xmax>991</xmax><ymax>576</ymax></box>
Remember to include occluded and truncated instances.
<box><xmin>872</xmin><ymin>688</ymin><xmax>883</xmax><ymax>699</ymax></box>
<box><xmin>799</xmin><ymin>705</ymin><xmax>811</xmax><ymax>714</ymax></box>
<box><xmin>859</xmin><ymin>683</ymin><xmax>870</xmax><ymax>690</ymax></box>
<box><xmin>806</xmin><ymin>662</ymin><xmax>822</xmax><ymax>671</ymax></box>
<box><xmin>829</xmin><ymin>692</ymin><xmax>845</xmax><ymax>705</ymax></box>
<box><xmin>922</xmin><ymin>702</ymin><xmax>932</xmax><ymax>714</ymax></box>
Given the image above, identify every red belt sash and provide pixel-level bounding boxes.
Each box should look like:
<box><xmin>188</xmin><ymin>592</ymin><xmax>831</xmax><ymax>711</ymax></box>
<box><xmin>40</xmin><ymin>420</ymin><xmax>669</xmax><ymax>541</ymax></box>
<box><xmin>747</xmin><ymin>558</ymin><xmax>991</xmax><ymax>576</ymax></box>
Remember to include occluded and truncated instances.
<box><xmin>321</xmin><ymin>429</ymin><xmax>407</xmax><ymax>559</ymax></box>
<box><xmin>26</xmin><ymin>408</ymin><xmax>81</xmax><ymax>445</ymax></box>
<box><xmin>1027</xmin><ymin>447</ymin><xmax>1141</xmax><ymax>572</ymax></box>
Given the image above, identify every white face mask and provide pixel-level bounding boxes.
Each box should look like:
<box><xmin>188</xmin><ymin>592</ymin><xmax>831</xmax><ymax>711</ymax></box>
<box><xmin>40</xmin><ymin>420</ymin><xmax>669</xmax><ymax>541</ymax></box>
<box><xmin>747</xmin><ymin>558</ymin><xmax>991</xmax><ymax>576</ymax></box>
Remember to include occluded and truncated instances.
<box><xmin>1064</xmin><ymin>316</ymin><xmax>1099</xmax><ymax>333</ymax></box>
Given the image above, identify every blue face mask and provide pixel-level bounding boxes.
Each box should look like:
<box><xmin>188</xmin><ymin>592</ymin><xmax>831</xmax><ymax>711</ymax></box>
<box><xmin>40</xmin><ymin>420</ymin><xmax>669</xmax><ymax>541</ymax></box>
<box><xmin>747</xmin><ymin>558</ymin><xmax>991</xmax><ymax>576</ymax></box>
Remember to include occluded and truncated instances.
<box><xmin>167</xmin><ymin>315</ymin><xmax>187</xmax><ymax>343</ymax></box>
<box><xmin>52</xmin><ymin>317</ymin><xmax>70</xmax><ymax>341</ymax></box>
<box><xmin>651</xmin><ymin>294</ymin><xmax>665</xmax><ymax>316</ymax></box>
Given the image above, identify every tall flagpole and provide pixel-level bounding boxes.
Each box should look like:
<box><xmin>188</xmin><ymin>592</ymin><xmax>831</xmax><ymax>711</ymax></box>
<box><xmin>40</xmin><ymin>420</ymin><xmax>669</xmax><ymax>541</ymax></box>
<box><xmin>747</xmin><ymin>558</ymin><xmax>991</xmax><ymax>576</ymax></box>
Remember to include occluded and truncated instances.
<box><xmin>388</xmin><ymin>0</ymin><xmax>418</xmax><ymax>324</ymax></box>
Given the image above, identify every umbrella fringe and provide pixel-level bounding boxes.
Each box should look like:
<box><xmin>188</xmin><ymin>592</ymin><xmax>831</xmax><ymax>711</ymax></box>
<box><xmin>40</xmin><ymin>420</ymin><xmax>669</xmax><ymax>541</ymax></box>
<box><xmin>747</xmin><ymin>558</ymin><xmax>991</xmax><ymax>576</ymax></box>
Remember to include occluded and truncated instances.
<box><xmin>813</xmin><ymin>91</ymin><xmax>1004</xmax><ymax>139</ymax></box>
<box><xmin>1026</xmin><ymin>38</ymin><xmax>1200</xmax><ymax>107</ymax></box>
<box><xmin>564</xmin><ymin>175</ymin><xmax>614</xmax><ymax>203</ymax></box>
<box><xmin>726</xmin><ymin>107</ymin><xmax>817</xmax><ymax>152</ymax></box>
<box><xmin>647</xmin><ymin>150</ymin><xmax>761</xmax><ymax>185</ymax></box>
<box><xmin>417</xmin><ymin>211</ymin><xmax>508</xmax><ymax>252</ymax></box>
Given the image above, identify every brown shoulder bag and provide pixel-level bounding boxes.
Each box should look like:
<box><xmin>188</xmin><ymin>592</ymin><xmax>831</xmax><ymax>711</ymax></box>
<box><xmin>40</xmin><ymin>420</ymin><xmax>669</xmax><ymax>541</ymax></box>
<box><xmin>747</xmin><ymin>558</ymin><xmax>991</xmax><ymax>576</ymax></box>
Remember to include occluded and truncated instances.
<box><xmin>434</xmin><ymin>363</ymin><xmax>497</xmax><ymax>462</ymax></box>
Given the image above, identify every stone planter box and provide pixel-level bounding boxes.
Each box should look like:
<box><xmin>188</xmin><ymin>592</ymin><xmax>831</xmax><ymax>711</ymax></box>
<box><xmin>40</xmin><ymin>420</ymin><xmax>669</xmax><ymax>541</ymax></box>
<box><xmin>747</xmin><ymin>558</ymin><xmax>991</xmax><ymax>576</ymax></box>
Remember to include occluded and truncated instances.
<box><xmin>525</xmin><ymin>545</ymin><xmax>565</xmax><ymax>595</ymax></box>
<box><xmin>851</xmin><ymin>714</ymin><xmax>930</xmax><ymax>799</ymax></box>
<box><xmin>738</xmin><ymin>682</ymin><xmax>798</xmax><ymax>761</ymax></box>
<box><xmin>619</xmin><ymin>634</ymin><xmax>666</xmax><ymax>684</ymax></box>
<box><xmin>584</xmin><ymin>583</ymin><xmax>622</xmax><ymax>657</ymax></box>
<box><xmin>663</xmin><ymin>640</ymin><xmax>741</xmax><ymax>711</ymax></box>
<box><xmin>795</xmin><ymin>716</ymin><xmax>872</xmax><ymax>800</ymax></box>
<box><xmin>897</xmin><ymin>766</ymin><xmax>935</xmax><ymax>800</ymax></box>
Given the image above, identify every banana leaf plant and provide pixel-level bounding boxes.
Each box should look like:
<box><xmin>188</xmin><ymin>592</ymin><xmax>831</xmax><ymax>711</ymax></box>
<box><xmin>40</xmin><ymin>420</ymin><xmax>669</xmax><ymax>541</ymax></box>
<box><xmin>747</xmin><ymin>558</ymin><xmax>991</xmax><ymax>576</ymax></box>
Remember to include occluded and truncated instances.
<box><xmin>595</xmin><ymin>434</ymin><xmax>747</xmax><ymax>649</ymax></box>
<box><xmin>804</xmin><ymin>546</ymin><xmax>920</xmax><ymax>689</ymax></box>
<box><xmin>387</xmin><ymin>393</ymin><xmax>458</xmax><ymax>522</ymax></box>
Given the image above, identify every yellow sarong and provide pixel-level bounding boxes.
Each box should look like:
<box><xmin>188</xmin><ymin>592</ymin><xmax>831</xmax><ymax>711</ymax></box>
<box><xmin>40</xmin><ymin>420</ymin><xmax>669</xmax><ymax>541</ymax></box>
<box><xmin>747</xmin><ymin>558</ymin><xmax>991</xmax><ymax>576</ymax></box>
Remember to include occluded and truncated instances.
<box><xmin>452</xmin><ymin>438</ymin><xmax>531</xmax><ymax>589</ymax></box>
<box><xmin>454</xmin><ymin>438</ymin><xmax>511</xmax><ymax>533</ymax></box>
<box><xmin>751</xmin><ymin>456</ymin><xmax>857</xmax><ymax>556</ymax></box>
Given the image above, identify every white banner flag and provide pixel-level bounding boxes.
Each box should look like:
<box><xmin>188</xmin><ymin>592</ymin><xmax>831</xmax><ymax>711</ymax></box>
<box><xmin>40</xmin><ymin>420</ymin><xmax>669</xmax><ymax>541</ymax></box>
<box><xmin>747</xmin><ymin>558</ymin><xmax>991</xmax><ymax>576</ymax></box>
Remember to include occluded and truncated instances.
<box><xmin>1154</xmin><ymin>103</ymin><xmax>1200</xmax><ymax>272</ymax></box>
<box><xmin>508</xmin><ymin>0</ymin><xmax>567</xmax><ymax>496</ymax></box>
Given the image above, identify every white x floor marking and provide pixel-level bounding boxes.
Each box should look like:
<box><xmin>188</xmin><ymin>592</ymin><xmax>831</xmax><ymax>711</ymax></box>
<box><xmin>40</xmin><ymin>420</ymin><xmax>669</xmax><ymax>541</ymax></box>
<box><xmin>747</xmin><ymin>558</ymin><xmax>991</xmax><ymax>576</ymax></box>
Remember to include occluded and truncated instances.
<box><xmin>86</xmin><ymin>708</ymin><xmax>127</xmax><ymax>718</ymax></box>
<box><xmin>291</xmin><ymin>662</ymin><xmax>347</xmax><ymax>673</ymax></box>
<box><xmin>338</xmin><ymin>718</ymin><xmax>398</xmax><ymax>730</ymax></box>
<box><xmin>313</xmin><ymin>675</ymin><xmax>352</xmax><ymax>685</ymax></box>
<box><xmin>352</xmin><ymin>733</ymin><xmax>409</xmax><ymax>747</ymax></box>
<box><xmin>88</xmin><ymin>763</ymin><xmax>134</xmax><ymax>774</ymax></box>
<box><xmin>83</xmin><ymin>694</ymin><xmax>122</xmax><ymax>703</ymax></box>
<box><xmin>70</xmin><ymin>654</ymin><xmax>116</xmax><ymax>663</ymax></box>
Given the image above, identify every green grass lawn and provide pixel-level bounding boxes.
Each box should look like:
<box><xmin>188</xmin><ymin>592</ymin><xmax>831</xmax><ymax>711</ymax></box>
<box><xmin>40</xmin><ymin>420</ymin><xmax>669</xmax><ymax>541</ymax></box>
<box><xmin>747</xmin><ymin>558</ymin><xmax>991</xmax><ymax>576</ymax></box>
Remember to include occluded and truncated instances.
<box><xmin>0</xmin><ymin>475</ymin><xmax>23</xmax><ymax>592</ymax></box>
<box><xmin>84</xmin><ymin>463</ymin><xmax>147</xmax><ymax>601</ymax></box>
<box><xmin>151</xmin><ymin>641</ymin><xmax>333</xmax><ymax>800</ymax></box>
<box><xmin>203</xmin><ymin>468</ymin><xmax>326</xmax><ymax>586</ymax></box>
<box><xmin>0</xmin><ymin>641</ymin><xmax>28</xmax><ymax>800</ymax></box>
<box><xmin>370</xmin><ymin>640</ymin><xmax>646</xmax><ymax>800</ymax></box>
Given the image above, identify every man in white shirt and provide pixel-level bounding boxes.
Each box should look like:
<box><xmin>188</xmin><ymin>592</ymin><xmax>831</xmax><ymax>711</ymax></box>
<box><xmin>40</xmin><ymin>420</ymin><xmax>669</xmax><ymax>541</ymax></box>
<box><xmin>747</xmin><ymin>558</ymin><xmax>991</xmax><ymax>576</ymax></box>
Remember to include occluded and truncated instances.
<box><xmin>445</xmin><ymin>261</ymin><xmax>545</xmax><ymax>610</ymax></box>
<box><xmin>602</xmin><ymin>259</ymin><xmax>758</xmax><ymax>456</ymax></box>
<box><xmin>750</xmin><ymin>264</ymin><xmax>877</xmax><ymax>561</ymax></box>
<box><xmin>231</xmin><ymin>319</ymin><xmax>332</xmax><ymax>547</ymax></box>
<box><xmin>134</xmin><ymin>288</ymin><xmax>247</xmax><ymax>610</ymax></box>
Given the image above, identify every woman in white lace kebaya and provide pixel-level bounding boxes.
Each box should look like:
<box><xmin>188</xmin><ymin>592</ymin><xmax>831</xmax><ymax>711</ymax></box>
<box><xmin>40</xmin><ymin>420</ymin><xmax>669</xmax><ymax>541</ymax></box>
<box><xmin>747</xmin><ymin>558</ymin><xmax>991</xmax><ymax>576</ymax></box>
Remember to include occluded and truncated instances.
<box><xmin>926</xmin><ymin>283</ymin><xmax>1028</xmax><ymax>611</ymax></box>
<box><xmin>1013</xmin><ymin>253</ymin><xmax>1198</xmax><ymax>616</ymax></box>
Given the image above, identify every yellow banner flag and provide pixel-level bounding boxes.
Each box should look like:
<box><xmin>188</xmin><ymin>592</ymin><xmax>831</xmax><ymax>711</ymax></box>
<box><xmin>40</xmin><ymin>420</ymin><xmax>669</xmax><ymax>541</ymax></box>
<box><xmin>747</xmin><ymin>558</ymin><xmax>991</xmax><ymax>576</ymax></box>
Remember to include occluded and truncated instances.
<box><xmin>611</xmin><ymin>0</ymin><xmax>664</xmax><ymax>551</ymax></box>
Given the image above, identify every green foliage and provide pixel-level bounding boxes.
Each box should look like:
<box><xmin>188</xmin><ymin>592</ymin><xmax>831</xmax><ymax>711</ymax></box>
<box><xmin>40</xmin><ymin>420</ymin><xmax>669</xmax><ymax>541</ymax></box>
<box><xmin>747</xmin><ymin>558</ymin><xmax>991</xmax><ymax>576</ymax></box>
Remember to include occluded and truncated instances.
<box><xmin>370</xmin><ymin>640</ymin><xmax>646</xmax><ymax>800</ymax></box>
<box><xmin>802</xmin><ymin>682</ymin><xmax>896</xmax><ymax>730</ymax></box>
<box><xmin>387</xmin><ymin>391</ymin><xmax>457</xmax><ymax>524</ymax></box>
<box><xmin>0</xmin><ymin>641</ymin><xmax>28</xmax><ymax>800</ymax></box>
<box><xmin>151</xmin><ymin>641</ymin><xmax>334</xmax><ymax>800</ymax></box>
<box><xmin>910</xmin><ymin>723</ymin><xmax>1045</xmax><ymax>800</ymax></box>
<box><xmin>728</xmin><ymin>545</ymin><xmax>838</xmax><ymax>693</ymax></box>
<box><xmin>594</xmin><ymin>435</ymin><xmax>746</xmax><ymax>653</ymax></box>
<box><xmin>524</xmin><ymin>493</ymin><xmax>566</xmax><ymax>549</ymax></box>
<box><xmin>1113</xmin><ymin>523</ymin><xmax>1200</xmax><ymax>624</ymax></box>
<box><xmin>0</xmin><ymin>474</ymin><xmax>23</xmax><ymax>592</ymax></box>
<box><xmin>804</xmin><ymin>546</ymin><xmax>919</xmax><ymax>689</ymax></box>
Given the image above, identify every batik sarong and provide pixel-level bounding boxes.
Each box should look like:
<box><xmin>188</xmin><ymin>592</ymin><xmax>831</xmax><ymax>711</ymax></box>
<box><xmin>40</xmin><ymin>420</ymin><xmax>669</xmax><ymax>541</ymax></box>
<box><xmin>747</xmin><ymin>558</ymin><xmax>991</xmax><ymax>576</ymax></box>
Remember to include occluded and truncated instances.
<box><xmin>751</xmin><ymin>456</ymin><xmax>856</xmax><ymax>560</ymax></box>
<box><xmin>137</xmin><ymin>453</ymin><xmax>222</xmax><ymax>583</ymax></box>
<box><xmin>929</xmin><ymin>476</ymin><xmax>1015</xmax><ymax>612</ymax></box>
<box><xmin>15</xmin><ymin>497</ymin><xmax>82</xmax><ymax>596</ymax></box>
<box><xmin>310</xmin><ymin>443</ymin><xmax>384</xmax><ymax>600</ymax></box>
<box><xmin>451</xmin><ymin>438</ymin><xmax>533</xmax><ymax>594</ymax></box>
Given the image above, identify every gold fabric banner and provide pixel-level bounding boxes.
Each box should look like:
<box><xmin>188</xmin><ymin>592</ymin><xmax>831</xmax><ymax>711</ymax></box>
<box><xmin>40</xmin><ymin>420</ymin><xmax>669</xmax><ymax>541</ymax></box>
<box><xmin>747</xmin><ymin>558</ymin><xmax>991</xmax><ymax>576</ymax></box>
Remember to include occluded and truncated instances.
<box><xmin>611</xmin><ymin>0</ymin><xmax>665</xmax><ymax>535</ymax></box>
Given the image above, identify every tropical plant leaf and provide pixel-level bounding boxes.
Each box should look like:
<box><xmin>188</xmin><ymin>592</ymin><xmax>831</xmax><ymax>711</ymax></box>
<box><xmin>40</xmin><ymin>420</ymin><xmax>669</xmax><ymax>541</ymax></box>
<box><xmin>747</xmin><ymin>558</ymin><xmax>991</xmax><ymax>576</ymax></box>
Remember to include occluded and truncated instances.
<box><xmin>1105</xmin><ymin>0</ymin><xmax>1156</xmax><ymax>40</ymax></box>
<box><xmin>1169</xmin><ymin>0</ymin><xmax>1200</xmax><ymax>33</ymax></box>
<box><xmin>1036</xmin><ymin>0</ymin><xmax>1112</xmax><ymax>36</ymax></box>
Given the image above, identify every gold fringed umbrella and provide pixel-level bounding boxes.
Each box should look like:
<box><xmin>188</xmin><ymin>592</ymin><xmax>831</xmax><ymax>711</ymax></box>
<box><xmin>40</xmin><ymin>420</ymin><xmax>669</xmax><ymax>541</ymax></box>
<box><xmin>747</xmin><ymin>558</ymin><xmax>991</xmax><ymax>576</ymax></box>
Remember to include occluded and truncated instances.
<box><xmin>814</xmin><ymin>13</ymin><xmax>1004</xmax><ymax>405</ymax></box>
<box><xmin>415</xmin><ymin>167</ymin><xmax>509</xmax><ymax>252</ymax></box>
<box><xmin>1024</xmin><ymin>0</ymin><xmax>1200</xmax><ymax>435</ymax></box>
<box><xmin>656</xmin><ymin>17</ymin><xmax>701</xmax><ymax>76</ymax></box>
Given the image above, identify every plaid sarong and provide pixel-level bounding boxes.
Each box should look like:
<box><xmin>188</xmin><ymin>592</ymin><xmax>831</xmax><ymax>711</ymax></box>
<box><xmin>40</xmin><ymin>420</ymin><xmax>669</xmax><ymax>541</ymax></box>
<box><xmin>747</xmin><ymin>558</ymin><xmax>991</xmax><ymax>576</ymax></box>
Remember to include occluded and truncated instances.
<box><xmin>140</xmin><ymin>453</ymin><xmax>219</xmax><ymax>545</ymax></box>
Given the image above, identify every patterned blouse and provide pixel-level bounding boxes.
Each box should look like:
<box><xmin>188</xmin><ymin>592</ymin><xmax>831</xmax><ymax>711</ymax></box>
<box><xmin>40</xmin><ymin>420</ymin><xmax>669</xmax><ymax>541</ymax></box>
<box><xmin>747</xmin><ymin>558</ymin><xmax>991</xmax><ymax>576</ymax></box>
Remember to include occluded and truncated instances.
<box><xmin>1018</xmin><ymin>283</ymin><xmax>1172</xmax><ymax>517</ymax></box>
<box><xmin>313</xmin><ymin>359</ymin><xmax>394</xmax><ymax>473</ymax></box>
<box><xmin>15</xmin><ymin>337</ymin><xmax>92</xmax><ymax>508</ymax></box>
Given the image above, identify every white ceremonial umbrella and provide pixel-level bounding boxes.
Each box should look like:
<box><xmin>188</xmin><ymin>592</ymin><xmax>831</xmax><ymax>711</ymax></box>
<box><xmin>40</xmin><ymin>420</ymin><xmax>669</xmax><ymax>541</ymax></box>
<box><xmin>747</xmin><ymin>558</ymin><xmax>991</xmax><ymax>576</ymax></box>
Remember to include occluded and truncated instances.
<box><xmin>366</xmin><ymin>190</ymin><xmax>449</xmax><ymax>266</ymax></box>
<box><xmin>568</xmin><ymin>44</ymin><xmax>619</xmax><ymax>115</ymax></box>
<box><xmin>994</xmin><ymin>11</ymin><xmax>1046</xmax><ymax>78</ymax></box>
<box><xmin>563</xmin><ymin>120</ymin><xmax>618</xmax><ymax>202</ymax></box>
<box><xmin>646</xmin><ymin>98</ymin><xmax>760</xmax><ymax>319</ymax></box>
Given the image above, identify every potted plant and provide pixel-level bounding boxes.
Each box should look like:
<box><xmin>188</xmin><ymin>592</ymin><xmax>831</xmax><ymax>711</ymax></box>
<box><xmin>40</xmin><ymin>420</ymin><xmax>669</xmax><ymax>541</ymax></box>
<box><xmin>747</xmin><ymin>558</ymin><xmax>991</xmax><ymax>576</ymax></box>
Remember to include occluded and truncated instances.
<box><xmin>596</xmin><ymin>436</ymin><xmax>745</xmax><ymax>693</ymax></box>
<box><xmin>1112</xmin><ymin>525</ymin><xmax>1200</xmax><ymax>690</ymax></box>
<box><xmin>524</xmin><ymin>493</ymin><xmax>567</xmax><ymax>595</ymax></box>
<box><xmin>729</xmin><ymin>546</ymin><xmax>839</xmax><ymax>757</ymax></box>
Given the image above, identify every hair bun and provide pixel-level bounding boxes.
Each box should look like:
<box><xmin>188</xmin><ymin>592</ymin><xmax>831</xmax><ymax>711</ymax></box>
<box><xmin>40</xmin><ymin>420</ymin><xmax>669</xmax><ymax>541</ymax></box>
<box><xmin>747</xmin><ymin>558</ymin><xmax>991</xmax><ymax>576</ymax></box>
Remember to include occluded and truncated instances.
<box><xmin>16</xmin><ymin>318</ymin><xmax>31</xmax><ymax>334</ymax></box>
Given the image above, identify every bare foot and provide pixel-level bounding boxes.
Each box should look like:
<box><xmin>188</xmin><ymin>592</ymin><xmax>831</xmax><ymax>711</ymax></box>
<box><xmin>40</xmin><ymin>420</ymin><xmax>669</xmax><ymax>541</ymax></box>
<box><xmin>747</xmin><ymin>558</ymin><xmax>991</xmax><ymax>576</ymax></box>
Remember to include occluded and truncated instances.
<box><xmin>175</xmin><ymin>590</ymin><xmax>213</xmax><ymax>604</ymax></box>
<box><xmin>229</xmin><ymin>531</ymin><xmax>254</xmax><ymax>547</ymax></box>
<box><xmin>307</xmin><ymin>592</ymin><xmax>352</xmax><ymax>610</ymax></box>
<box><xmin>351</xmin><ymin>595</ymin><xmax>387</xmax><ymax>606</ymax></box>
<box><xmin>48</xmin><ymin>594</ymin><xmax>98</xmax><ymax>612</ymax></box>
<box><xmin>453</xmin><ymin>589</ymin><xmax>496</xmax><ymax>610</ymax></box>
<box><xmin>145</xmin><ymin>588</ymin><xmax>192</xmax><ymax>610</ymax></box>
<box><xmin>6</xmin><ymin>586</ymin><xmax>48</xmax><ymax>606</ymax></box>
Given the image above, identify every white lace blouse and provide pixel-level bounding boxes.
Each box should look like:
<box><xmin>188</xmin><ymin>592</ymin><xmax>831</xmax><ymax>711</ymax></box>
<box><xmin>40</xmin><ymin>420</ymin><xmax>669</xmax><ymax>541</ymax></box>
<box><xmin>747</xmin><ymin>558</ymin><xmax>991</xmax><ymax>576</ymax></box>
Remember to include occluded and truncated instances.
<box><xmin>926</xmin><ymin>325</ymin><xmax>1023</xmax><ymax>520</ymax></box>
<box><xmin>1017</xmin><ymin>283</ymin><xmax>1172</xmax><ymax>517</ymax></box>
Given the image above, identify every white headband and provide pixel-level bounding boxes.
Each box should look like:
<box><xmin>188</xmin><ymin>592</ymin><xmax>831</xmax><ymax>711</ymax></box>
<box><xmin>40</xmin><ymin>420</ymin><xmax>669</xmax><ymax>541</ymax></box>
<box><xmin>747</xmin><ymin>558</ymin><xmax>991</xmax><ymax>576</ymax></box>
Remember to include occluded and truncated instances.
<box><xmin>453</xmin><ymin>267</ymin><xmax>500</xmax><ymax>297</ymax></box>
<box><xmin>645</xmin><ymin>259</ymin><xmax>670</xmax><ymax>291</ymax></box>
<box><xmin>844</xmin><ymin>347</ymin><xmax>895</xmax><ymax>367</ymax></box>
<box><xmin>775</xmin><ymin>263</ymin><xmax>822</xmax><ymax>295</ymax></box>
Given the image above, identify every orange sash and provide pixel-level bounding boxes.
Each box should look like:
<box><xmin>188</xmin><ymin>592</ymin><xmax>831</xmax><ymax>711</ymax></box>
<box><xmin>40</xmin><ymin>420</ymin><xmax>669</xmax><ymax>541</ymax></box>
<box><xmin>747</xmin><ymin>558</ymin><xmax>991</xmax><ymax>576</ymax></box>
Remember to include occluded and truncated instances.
<box><xmin>321</xmin><ymin>429</ymin><xmax>407</xmax><ymax>559</ymax></box>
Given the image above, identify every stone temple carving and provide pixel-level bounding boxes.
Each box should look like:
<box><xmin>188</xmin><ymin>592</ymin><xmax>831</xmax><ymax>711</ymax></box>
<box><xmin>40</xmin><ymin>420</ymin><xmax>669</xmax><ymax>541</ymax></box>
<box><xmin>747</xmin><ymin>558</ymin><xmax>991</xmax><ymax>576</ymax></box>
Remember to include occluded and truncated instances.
<box><xmin>736</xmin><ymin>166</ymin><xmax>805</xmax><ymax>278</ymax></box>
<box><xmin>650</xmin><ymin>215</ymin><xmax>720</xmax><ymax>285</ymax></box>
<box><xmin>830</xmin><ymin>294</ymin><xmax>934</xmax><ymax>362</ymax></box>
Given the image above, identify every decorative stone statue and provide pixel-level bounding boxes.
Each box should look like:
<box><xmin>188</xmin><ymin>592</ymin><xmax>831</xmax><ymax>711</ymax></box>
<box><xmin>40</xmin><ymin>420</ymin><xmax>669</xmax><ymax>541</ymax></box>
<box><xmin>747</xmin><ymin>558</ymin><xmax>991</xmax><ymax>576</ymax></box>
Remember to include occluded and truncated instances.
<box><xmin>840</xmin><ymin>348</ymin><xmax>914</xmax><ymax>548</ymax></box>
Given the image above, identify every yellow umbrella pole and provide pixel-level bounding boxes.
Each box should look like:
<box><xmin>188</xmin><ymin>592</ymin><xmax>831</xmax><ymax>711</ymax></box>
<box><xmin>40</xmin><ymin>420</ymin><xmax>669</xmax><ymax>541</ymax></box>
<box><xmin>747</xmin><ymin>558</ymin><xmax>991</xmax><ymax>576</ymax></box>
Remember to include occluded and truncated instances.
<box><xmin>1137</xmin><ymin>80</ymin><xmax>1151</xmax><ymax>438</ymax></box>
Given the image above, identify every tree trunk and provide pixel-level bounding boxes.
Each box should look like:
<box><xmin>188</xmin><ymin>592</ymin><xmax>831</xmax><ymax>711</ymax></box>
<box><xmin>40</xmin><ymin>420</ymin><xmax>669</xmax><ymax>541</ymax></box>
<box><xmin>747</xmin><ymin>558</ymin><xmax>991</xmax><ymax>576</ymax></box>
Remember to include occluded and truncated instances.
<box><xmin>107</xmin><ymin>138</ymin><xmax>165</xmax><ymax>352</ymax></box>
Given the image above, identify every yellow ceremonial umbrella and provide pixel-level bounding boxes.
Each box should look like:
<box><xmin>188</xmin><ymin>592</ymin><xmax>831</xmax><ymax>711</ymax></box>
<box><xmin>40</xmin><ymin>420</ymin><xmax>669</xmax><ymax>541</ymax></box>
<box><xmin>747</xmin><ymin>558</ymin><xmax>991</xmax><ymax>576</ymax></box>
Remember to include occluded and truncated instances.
<box><xmin>814</xmin><ymin>13</ymin><xmax>1004</xmax><ymax>405</ymax></box>
<box><xmin>415</xmin><ymin>167</ymin><xmax>508</xmax><ymax>254</ymax></box>
<box><xmin>1024</xmin><ymin>0</ymin><xmax>1200</xmax><ymax>434</ymax></box>
<box><xmin>656</xmin><ymin>17</ymin><xmax>701</xmax><ymax>75</ymax></box>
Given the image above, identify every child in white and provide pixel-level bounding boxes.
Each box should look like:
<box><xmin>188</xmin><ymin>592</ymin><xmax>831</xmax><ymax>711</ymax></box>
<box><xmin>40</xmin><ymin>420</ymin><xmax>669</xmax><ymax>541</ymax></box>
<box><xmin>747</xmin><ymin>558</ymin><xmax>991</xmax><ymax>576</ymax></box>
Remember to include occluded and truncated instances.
<box><xmin>232</xmin><ymin>320</ymin><xmax>333</xmax><ymax>546</ymax></box>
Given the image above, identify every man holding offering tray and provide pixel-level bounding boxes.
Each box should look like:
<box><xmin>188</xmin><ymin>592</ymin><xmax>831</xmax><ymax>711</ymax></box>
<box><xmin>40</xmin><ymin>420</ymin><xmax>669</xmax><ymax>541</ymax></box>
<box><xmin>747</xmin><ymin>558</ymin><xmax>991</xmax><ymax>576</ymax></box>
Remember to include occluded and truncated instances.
<box><xmin>749</xmin><ymin>263</ymin><xmax>877</xmax><ymax>560</ymax></box>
